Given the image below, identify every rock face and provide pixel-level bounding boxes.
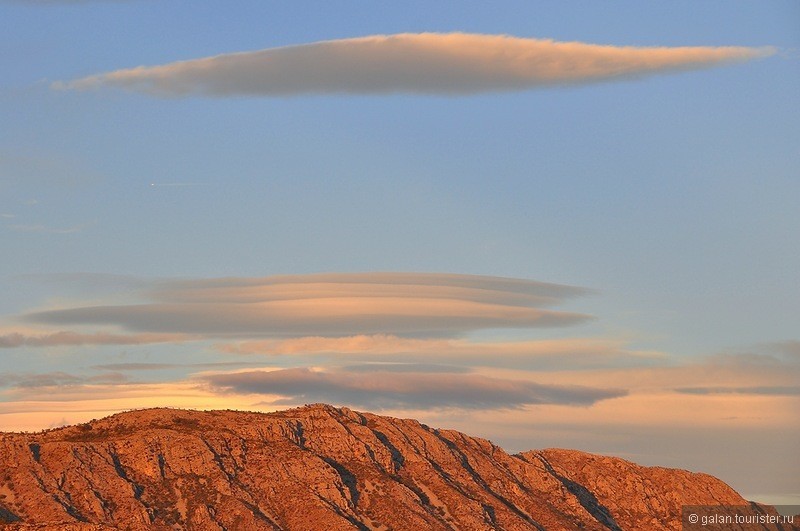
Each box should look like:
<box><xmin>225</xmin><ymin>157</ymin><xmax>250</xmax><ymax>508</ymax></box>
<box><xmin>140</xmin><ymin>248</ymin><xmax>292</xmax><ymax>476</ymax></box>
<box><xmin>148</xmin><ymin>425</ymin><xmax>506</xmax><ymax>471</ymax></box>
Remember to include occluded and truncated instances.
<box><xmin>0</xmin><ymin>405</ymin><xmax>792</xmax><ymax>530</ymax></box>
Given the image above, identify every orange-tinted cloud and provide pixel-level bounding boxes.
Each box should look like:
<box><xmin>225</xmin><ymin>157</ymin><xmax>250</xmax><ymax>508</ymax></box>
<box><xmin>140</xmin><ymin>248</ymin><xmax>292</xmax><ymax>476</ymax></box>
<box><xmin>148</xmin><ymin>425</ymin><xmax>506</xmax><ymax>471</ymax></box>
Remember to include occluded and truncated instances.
<box><xmin>26</xmin><ymin>272</ymin><xmax>590</xmax><ymax>337</ymax></box>
<box><xmin>56</xmin><ymin>33</ymin><xmax>775</xmax><ymax>96</ymax></box>
<box><xmin>220</xmin><ymin>334</ymin><xmax>606</xmax><ymax>355</ymax></box>
<box><xmin>0</xmin><ymin>330</ymin><xmax>193</xmax><ymax>348</ymax></box>
<box><xmin>219</xmin><ymin>335</ymin><xmax>661</xmax><ymax>370</ymax></box>
<box><xmin>520</xmin><ymin>350</ymin><xmax>800</xmax><ymax>393</ymax></box>
<box><xmin>0</xmin><ymin>371</ymin><xmax>126</xmax><ymax>388</ymax></box>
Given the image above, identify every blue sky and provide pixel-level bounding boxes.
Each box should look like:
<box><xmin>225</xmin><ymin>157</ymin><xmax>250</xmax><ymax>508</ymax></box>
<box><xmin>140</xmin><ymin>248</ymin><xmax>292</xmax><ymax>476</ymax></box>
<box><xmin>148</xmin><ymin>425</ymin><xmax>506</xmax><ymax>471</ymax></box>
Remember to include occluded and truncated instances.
<box><xmin>1</xmin><ymin>0</ymin><xmax>798</xmax><ymax>505</ymax></box>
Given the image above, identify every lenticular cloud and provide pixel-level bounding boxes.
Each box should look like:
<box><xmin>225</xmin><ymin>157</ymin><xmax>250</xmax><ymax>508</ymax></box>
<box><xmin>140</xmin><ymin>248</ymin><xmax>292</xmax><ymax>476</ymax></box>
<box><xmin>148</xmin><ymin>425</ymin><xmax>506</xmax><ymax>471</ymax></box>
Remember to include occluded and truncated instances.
<box><xmin>56</xmin><ymin>33</ymin><xmax>774</xmax><ymax>97</ymax></box>
<box><xmin>25</xmin><ymin>272</ymin><xmax>591</xmax><ymax>337</ymax></box>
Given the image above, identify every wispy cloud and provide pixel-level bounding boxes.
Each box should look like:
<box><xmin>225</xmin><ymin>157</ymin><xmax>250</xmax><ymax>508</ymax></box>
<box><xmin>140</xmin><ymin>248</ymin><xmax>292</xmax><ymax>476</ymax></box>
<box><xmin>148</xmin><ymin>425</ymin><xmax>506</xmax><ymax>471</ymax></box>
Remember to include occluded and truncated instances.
<box><xmin>219</xmin><ymin>335</ymin><xmax>660</xmax><ymax>370</ymax></box>
<box><xmin>0</xmin><ymin>330</ymin><xmax>193</xmax><ymax>348</ymax></box>
<box><xmin>149</xmin><ymin>182</ymin><xmax>208</xmax><ymax>188</ymax></box>
<box><xmin>54</xmin><ymin>33</ymin><xmax>775</xmax><ymax>97</ymax></box>
<box><xmin>340</xmin><ymin>362</ymin><xmax>471</xmax><ymax>374</ymax></box>
<box><xmin>0</xmin><ymin>371</ymin><xmax>126</xmax><ymax>389</ymax></box>
<box><xmin>516</xmin><ymin>350</ymin><xmax>800</xmax><ymax>393</ymax></box>
<box><xmin>90</xmin><ymin>361</ymin><xmax>258</xmax><ymax>371</ymax></box>
<box><xmin>90</xmin><ymin>362</ymin><xmax>177</xmax><ymax>371</ymax></box>
<box><xmin>25</xmin><ymin>272</ymin><xmax>591</xmax><ymax>337</ymax></box>
<box><xmin>7</xmin><ymin>221</ymin><xmax>94</xmax><ymax>234</ymax></box>
<box><xmin>675</xmin><ymin>386</ymin><xmax>800</xmax><ymax>396</ymax></box>
<box><xmin>202</xmin><ymin>367</ymin><xmax>626</xmax><ymax>409</ymax></box>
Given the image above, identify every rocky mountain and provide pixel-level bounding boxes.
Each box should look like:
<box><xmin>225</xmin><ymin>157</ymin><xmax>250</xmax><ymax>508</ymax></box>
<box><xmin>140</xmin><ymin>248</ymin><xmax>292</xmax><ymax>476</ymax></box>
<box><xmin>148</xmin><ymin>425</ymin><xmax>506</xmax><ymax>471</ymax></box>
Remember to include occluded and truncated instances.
<box><xmin>0</xmin><ymin>405</ymin><xmax>793</xmax><ymax>530</ymax></box>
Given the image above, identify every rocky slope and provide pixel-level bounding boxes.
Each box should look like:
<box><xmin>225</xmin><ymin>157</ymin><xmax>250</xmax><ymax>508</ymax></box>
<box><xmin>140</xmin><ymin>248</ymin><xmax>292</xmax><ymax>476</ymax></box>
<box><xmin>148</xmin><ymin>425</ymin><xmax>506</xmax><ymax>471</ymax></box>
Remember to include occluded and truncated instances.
<box><xmin>0</xmin><ymin>405</ymin><xmax>792</xmax><ymax>530</ymax></box>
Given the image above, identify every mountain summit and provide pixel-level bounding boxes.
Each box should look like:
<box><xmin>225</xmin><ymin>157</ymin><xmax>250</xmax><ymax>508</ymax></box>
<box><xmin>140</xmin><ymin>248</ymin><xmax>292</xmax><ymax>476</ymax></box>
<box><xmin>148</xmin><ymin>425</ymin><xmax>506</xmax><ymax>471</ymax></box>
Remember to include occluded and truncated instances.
<box><xmin>0</xmin><ymin>405</ymin><xmax>791</xmax><ymax>530</ymax></box>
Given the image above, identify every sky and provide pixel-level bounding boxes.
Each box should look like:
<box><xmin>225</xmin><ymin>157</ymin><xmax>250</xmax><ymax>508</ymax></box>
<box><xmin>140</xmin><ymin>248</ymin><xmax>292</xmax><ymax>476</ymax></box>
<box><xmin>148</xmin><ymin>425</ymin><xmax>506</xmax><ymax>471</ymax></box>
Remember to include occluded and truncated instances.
<box><xmin>1</xmin><ymin>0</ymin><xmax>799</xmax><ymax>507</ymax></box>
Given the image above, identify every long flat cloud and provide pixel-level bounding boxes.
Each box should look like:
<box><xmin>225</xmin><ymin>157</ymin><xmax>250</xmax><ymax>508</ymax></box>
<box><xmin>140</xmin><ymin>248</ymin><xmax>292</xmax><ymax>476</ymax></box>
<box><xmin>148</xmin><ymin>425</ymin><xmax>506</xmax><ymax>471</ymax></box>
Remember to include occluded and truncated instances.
<box><xmin>505</xmin><ymin>350</ymin><xmax>800</xmax><ymax>398</ymax></box>
<box><xmin>26</xmin><ymin>272</ymin><xmax>590</xmax><ymax>337</ymax></box>
<box><xmin>55</xmin><ymin>33</ymin><xmax>775</xmax><ymax>96</ymax></box>
<box><xmin>675</xmin><ymin>386</ymin><xmax>800</xmax><ymax>396</ymax></box>
<box><xmin>0</xmin><ymin>371</ymin><xmax>126</xmax><ymax>389</ymax></box>
<box><xmin>150</xmin><ymin>272</ymin><xmax>587</xmax><ymax>304</ymax></box>
<box><xmin>202</xmin><ymin>367</ymin><xmax>626</xmax><ymax>409</ymax></box>
<box><xmin>0</xmin><ymin>331</ymin><xmax>192</xmax><ymax>348</ymax></box>
<box><xmin>219</xmin><ymin>335</ymin><xmax>661</xmax><ymax>370</ymax></box>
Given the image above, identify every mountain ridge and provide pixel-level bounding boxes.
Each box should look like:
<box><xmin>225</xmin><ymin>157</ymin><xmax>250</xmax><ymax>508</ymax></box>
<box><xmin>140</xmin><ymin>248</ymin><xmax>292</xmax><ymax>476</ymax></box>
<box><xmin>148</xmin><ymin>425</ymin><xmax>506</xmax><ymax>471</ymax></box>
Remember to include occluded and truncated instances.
<box><xmin>0</xmin><ymin>404</ymin><xmax>792</xmax><ymax>530</ymax></box>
